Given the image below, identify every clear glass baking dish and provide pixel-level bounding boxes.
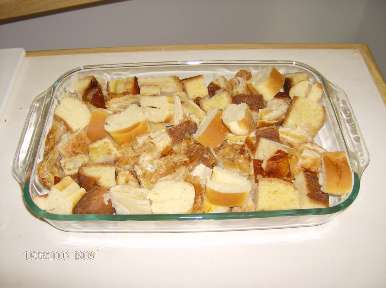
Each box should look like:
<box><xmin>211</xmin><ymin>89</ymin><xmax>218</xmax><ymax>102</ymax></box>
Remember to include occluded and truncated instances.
<box><xmin>12</xmin><ymin>60</ymin><xmax>369</xmax><ymax>232</ymax></box>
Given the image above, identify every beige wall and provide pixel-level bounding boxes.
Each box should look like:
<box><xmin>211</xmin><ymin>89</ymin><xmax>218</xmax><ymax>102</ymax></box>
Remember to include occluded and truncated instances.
<box><xmin>0</xmin><ymin>0</ymin><xmax>384</xmax><ymax>75</ymax></box>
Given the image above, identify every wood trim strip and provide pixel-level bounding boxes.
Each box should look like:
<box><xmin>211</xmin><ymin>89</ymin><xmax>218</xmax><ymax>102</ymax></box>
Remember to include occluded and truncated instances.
<box><xmin>0</xmin><ymin>0</ymin><xmax>104</xmax><ymax>22</ymax></box>
<box><xmin>25</xmin><ymin>43</ymin><xmax>385</xmax><ymax>103</ymax></box>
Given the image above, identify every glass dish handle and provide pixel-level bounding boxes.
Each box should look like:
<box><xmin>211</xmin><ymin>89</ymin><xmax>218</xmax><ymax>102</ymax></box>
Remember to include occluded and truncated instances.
<box><xmin>326</xmin><ymin>81</ymin><xmax>369</xmax><ymax>176</ymax></box>
<box><xmin>12</xmin><ymin>89</ymin><xmax>52</xmax><ymax>185</ymax></box>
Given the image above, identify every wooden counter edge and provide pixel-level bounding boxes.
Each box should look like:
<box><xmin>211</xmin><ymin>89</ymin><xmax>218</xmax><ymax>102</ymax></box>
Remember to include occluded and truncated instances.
<box><xmin>25</xmin><ymin>43</ymin><xmax>385</xmax><ymax>104</ymax></box>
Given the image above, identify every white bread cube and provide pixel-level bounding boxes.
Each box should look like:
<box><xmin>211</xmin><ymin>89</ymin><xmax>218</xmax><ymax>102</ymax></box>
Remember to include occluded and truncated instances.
<box><xmin>108</xmin><ymin>77</ymin><xmax>139</xmax><ymax>97</ymax></box>
<box><xmin>222</xmin><ymin>103</ymin><xmax>254</xmax><ymax>136</ymax></box>
<box><xmin>200</xmin><ymin>90</ymin><xmax>232</xmax><ymax>112</ymax></box>
<box><xmin>285</xmin><ymin>72</ymin><xmax>309</xmax><ymax>88</ymax></box>
<box><xmin>55</xmin><ymin>96</ymin><xmax>91</xmax><ymax>131</ymax></box>
<box><xmin>283</xmin><ymin>96</ymin><xmax>325</xmax><ymax>137</ymax></box>
<box><xmin>182</xmin><ymin>75</ymin><xmax>208</xmax><ymax>99</ymax></box>
<box><xmin>258</xmin><ymin>97</ymin><xmax>290</xmax><ymax>122</ymax></box>
<box><xmin>191</xmin><ymin>163</ymin><xmax>212</xmax><ymax>186</ymax></box>
<box><xmin>257</xmin><ymin>178</ymin><xmax>300</xmax><ymax>211</ymax></box>
<box><xmin>307</xmin><ymin>83</ymin><xmax>323</xmax><ymax>102</ymax></box>
<box><xmin>104</xmin><ymin>104</ymin><xmax>149</xmax><ymax>144</ymax></box>
<box><xmin>225</xmin><ymin>133</ymin><xmax>247</xmax><ymax>145</ymax></box>
<box><xmin>294</xmin><ymin>171</ymin><xmax>328</xmax><ymax>208</ymax></box>
<box><xmin>321</xmin><ymin>152</ymin><xmax>353</xmax><ymax>196</ymax></box>
<box><xmin>89</xmin><ymin>137</ymin><xmax>120</xmax><ymax>164</ymax></box>
<box><xmin>254</xmin><ymin>137</ymin><xmax>290</xmax><ymax>160</ymax></box>
<box><xmin>140</xmin><ymin>96</ymin><xmax>174</xmax><ymax>123</ymax></box>
<box><xmin>60</xmin><ymin>154</ymin><xmax>89</xmax><ymax>175</ymax></box>
<box><xmin>278</xmin><ymin>127</ymin><xmax>312</xmax><ymax>147</ymax></box>
<box><xmin>106</xmin><ymin>95</ymin><xmax>140</xmax><ymax>113</ymax></box>
<box><xmin>79</xmin><ymin>165</ymin><xmax>116</xmax><ymax>188</ymax></box>
<box><xmin>138</xmin><ymin>76</ymin><xmax>183</xmax><ymax>94</ymax></box>
<box><xmin>116</xmin><ymin>170</ymin><xmax>140</xmax><ymax>186</ymax></box>
<box><xmin>58</xmin><ymin>130</ymin><xmax>90</xmax><ymax>158</ymax></box>
<box><xmin>108</xmin><ymin>185</ymin><xmax>151</xmax><ymax>214</ymax></box>
<box><xmin>194</xmin><ymin>109</ymin><xmax>228</xmax><ymax>148</ymax></box>
<box><xmin>149</xmin><ymin>180</ymin><xmax>195</xmax><ymax>213</ymax></box>
<box><xmin>248</xmin><ymin>67</ymin><xmax>285</xmax><ymax>101</ymax></box>
<box><xmin>296</xmin><ymin>143</ymin><xmax>326</xmax><ymax>172</ymax></box>
<box><xmin>182</xmin><ymin>100</ymin><xmax>206</xmax><ymax>124</ymax></box>
<box><xmin>173</xmin><ymin>95</ymin><xmax>184</xmax><ymax>125</ymax></box>
<box><xmin>149</xmin><ymin>129</ymin><xmax>172</xmax><ymax>155</ymax></box>
<box><xmin>289</xmin><ymin>80</ymin><xmax>311</xmax><ymax>99</ymax></box>
<box><xmin>205</xmin><ymin>167</ymin><xmax>251</xmax><ymax>207</ymax></box>
<box><xmin>140</xmin><ymin>85</ymin><xmax>161</xmax><ymax>96</ymax></box>
<box><xmin>33</xmin><ymin>176</ymin><xmax>86</xmax><ymax>214</ymax></box>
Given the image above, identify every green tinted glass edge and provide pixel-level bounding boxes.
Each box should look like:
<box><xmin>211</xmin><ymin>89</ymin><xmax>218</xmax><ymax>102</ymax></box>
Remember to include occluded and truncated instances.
<box><xmin>22</xmin><ymin>173</ymin><xmax>360</xmax><ymax>222</ymax></box>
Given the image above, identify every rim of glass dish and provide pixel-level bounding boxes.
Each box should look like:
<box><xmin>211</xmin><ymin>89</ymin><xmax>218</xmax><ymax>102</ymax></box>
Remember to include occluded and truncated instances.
<box><xmin>23</xmin><ymin>173</ymin><xmax>360</xmax><ymax>221</ymax></box>
<box><xmin>21</xmin><ymin>60</ymin><xmax>362</xmax><ymax>221</ymax></box>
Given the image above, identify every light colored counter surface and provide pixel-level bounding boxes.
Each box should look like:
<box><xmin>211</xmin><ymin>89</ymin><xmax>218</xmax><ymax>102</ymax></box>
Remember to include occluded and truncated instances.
<box><xmin>1</xmin><ymin>46</ymin><xmax>385</xmax><ymax>287</ymax></box>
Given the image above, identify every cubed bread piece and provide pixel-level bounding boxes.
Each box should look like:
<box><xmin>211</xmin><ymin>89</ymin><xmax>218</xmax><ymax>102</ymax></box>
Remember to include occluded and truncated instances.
<box><xmin>296</xmin><ymin>143</ymin><xmax>326</xmax><ymax>172</ymax></box>
<box><xmin>139</xmin><ymin>85</ymin><xmax>161</xmax><ymax>96</ymax></box>
<box><xmin>228</xmin><ymin>77</ymin><xmax>250</xmax><ymax>96</ymax></box>
<box><xmin>149</xmin><ymin>180</ymin><xmax>195</xmax><ymax>213</ymax></box>
<box><xmin>149</xmin><ymin>129</ymin><xmax>172</xmax><ymax>155</ymax></box>
<box><xmin>138</xmin><ymin>76</ymin><xmax>183</xmax><ymax>95</ymax></box>
<box><xmin>60</xmin><ymin>154</ymin><xmax>89</xmax><ymax>175</ymax></box>
<box><xmin>289</xmin><ymin>80</ymin><xmax>311</xmax><ymax>99</ymax></box>
<box><xmin>222</xmin><ymin>103</ymin><xmax>254</xmax><ymax>136</ymax></box>
<box><xmin>79</xmin><ymin>165</ymin><xmax>116</xmax><ymax>188</ymax></box>
<box><xmin>278</xmin><ymin>127</ymin><xmax>312</xmax><ymax>147</ymax></box>
<box><xmin>37</xmin><ymin>149</ymin><xmax>63</xmax><ymax>188</ymax></box>
<box><xmin>307</xmin><ymin>83</ymin><xmax>323</xmax><ymax>102</ymax></box>
<box><xmin>200</xmin><ymin>90</ymin><xmax>231</xmax><ymax>112</ymax></box>
<box><xmin>44</xmin><ymin>119</ymin><xmax>67</xmax><ymax>155</ymax></box>
<box><xmin>191</xmin><ymin>163</ymin><xmax>212</xmax><ymax>186</ymax></box>
<box><xmin>208</xmin><ymin>76</ymin><xmax>229</xmax><ymax>96</ymax></box>
<box><xmin>283</xmin><ymin>96</ymin><xmax>325</xmax><ymax>137</ymax></box>
<box><xmin>215</xmin><ymin>143</ymin><xmax>251</xmax><ymax>175</ymax></box>
<box><xmin>206</xmin><ymin>167</ymin><xmax>251</xmax><ymax>207</ymax></box>
<box><xmin>140</xmin><ymin>96</ymin><xmax>174</xmax><ymax>123</ymax></box>
<box><xmin>257</xmin><ymin>178</ymin><xmax>300</xmax><ymax>211</ymax></box>
<box><xmin>181</xmin><ymin>100</ymin><xmax>206</xmax><ymax>124</ymax></box>
<box><xmin>232</xmin><ymin>93</ymin><xmax>265</xmax><ymax>111</ymax></box>
<box><xmin>73</xmin><ymin>186</ymin><xmax>115</xmax><ymax>214</ymax></box>
<box><xmin>182</xmin><ymin>75</ymin><xmax>208</xmax><ymax>99</ymax></box>
<box><xmin>262</xmin><ymin>150</ymin><xmax>291</xmax><ymax>180</ymax></box>
<box><xmin>321</xmin><ymin>152</ymin><xmax>352</xmax><ymax>196</ymax></box>
<box><xmin>254</xmin><ymin>137</ymin><xmax>290</xmax><ymax>160</ymax></box>
<box><xmin>104</xmin><ymin>104</ymin><xmax>149</xmax><ymax>144</ymax></box>
<box><xmin>248</xmin><ymin>67</ymin><xmax>285</xmax><ymax>101</ymax></box>
<box><xmin>202</xmin><ymin>196</ymin><xmax>231</xmax><ymax>213</ymax></box>
<box><xmin>54</xmin><ymin>96</ymin><xmax>91</xmax><ymax>132</ymax></box>
<box><xmin>108</xmin><ymin>77</ymin><xmax>139</xmax><ymax>98</ymax></box>
<box><xmin>106</xmin><ymin>95</ymin><xmax>140</xmax><ymax>113</ymax></box>
<box><xmin>33</xmin><ymin>176</ymin><xmax>86</xmax><ymax>214</ymax></box>
<box><xmin>284</xmin><ymin>72</ymin><xmax>309</xmax><ymax>89</ymax></box>
<box><xmin>87</xmin><ymin>109</ymin><xmax>109</xmax><ymax>142</ymax></box>
<box><xmin>75</xmin><ymin>76</ymin><xmax>106</xmax><ymax>108</ymax></box>
<box><xmin>235</xmin><ymin>69</ymin><xmax>252</xmax><ymax>80</ymax></box>
<box><xmin>225</xmin><ymin>133</ymin><xmax>247</xmax><ymax>145</ymax></box>
<box><xmin>89</xmin><ymin>137</ymin><xmax>119</xmax><ymax>164</ymax></box>
<box><xmin>294</xmin><ymin>171</ymin><xmax>329</xmax><ymax>208</ymax></box>
<box><xmin>167</xmin><ymin>120</ymin><xmax>197</xmax><ymax>144</ymax></box>
<box><xmin>194</xmin><ymin>109</ymin><xmax>228</xmax><ymax>148</ymax></box>
<box><xmin>258</xmin><ymin>97</ymin><xmax>290</xmax><ymax>122</ymax></box>
<box><xmin>58</xmin><ymin>130</ymin><xmax>91</xmax><ymax>158</ymax></box>
<box><xmin>255</xmin><ymin>126</ymin><xmax>280</xmax><ymax>143</ymax></box>
<box><xmin>108</xmin><ymin>185</ymin><xmax>151</xmax><ymax>214</ymax></box>
<box><xmin>173</xmin><ymin>95</ymin><xmax>184</xmax><ymax>125</ymax></box>
<box><xmin>116</xmin><ymin>170</ymin><xmax>140</xmax><ymax>186</ymax></box>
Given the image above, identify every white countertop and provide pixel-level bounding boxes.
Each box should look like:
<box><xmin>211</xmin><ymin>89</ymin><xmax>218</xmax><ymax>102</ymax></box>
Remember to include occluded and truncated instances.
<box><xmin>0</xmin><ymin>48</ymin><xmax>385</xmax><ymax>287</ymax></box>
